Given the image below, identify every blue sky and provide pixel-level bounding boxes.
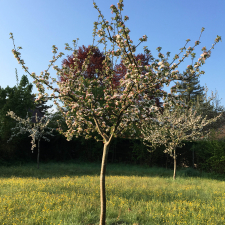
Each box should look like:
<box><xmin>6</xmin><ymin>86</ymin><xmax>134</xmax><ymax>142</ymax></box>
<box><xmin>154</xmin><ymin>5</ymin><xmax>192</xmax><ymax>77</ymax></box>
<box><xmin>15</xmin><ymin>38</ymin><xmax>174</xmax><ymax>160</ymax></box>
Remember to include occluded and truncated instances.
<box><xmin>0</xmin><ymin>0</ymin><xmax>224</xmax><ymax>111</ymax></box>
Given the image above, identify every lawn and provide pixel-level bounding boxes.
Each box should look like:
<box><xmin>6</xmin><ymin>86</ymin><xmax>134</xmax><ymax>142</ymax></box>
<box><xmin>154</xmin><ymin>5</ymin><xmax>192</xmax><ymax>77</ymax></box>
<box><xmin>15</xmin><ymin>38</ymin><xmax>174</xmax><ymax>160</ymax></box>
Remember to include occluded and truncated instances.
<box><xmin>0</xmin><ymin>162</ymin><xmax>225</xmax><ymax>224</ymax></box>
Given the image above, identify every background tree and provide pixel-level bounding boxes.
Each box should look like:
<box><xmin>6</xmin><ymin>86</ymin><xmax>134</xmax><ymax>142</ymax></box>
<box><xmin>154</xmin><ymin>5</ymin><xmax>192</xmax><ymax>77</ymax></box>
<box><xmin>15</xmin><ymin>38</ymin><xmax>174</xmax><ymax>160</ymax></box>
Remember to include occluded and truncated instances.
<box><xmin>30</xmin><ymin>95</ymin><xmax>53</xmax><ymax>118</ymax></box>
<box><xmin>170</xmin><ymin>73</ymin><xmax>209</xmax><ymax>168</ymax></box>
<box><xmin>61</xmin><ymin>45</ymin><xmax>110</xmax><ymax>86</ymax></box>
<box><xmin>170</xmin><ymin>55</ymin><xmax>225</xmax><ymax>167</ymax></box>
<box><xmin>7</xmin><ymin>111</ymin><xmax>54</xmax><ymax>169</ymax></box>
<box><xmin>0</xmin><ymin>74</ymin><xmax>36</xmax><ymax>159</ymax></box>
<box><xmin>61</xmin><ymin>45</ymin><xmax>104</xmax><ymax>77</ymax></box>
<box><xmin>140</xmin><ymin>96</ymin><xmax>222</xmax><ymax>180</ymax></box>
<box><xmin>171</xmin><ymin>49</ymin><xmax>225</xmax><ymax>138</ymax></box>
<box><xmin>175</xmin><ymin>71</ymin><xmax>205</xmax><ymax>109</ymax></box>
<box><xmin>0</xmin><ymin>72</ymin><xmax>53</xmax><ymax>160</ymax></box>
<box><xmin>195</xmin><ymin>87</ymin><xmax>225</xmax><ymax>139</ymax></box>
<box><xmin>175</xmin><ymin>82</ymin><xmax>225</xmax><ymax>139</ymax></box>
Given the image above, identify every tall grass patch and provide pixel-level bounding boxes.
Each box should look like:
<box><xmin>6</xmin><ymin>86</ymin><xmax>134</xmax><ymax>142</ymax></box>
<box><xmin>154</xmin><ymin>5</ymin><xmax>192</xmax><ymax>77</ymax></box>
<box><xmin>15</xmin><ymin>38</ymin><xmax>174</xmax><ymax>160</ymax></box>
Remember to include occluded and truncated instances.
<box><xmin>0</xmin><ymin>162</ymin><xmax>225</xmax><ymax>224</ymax></box>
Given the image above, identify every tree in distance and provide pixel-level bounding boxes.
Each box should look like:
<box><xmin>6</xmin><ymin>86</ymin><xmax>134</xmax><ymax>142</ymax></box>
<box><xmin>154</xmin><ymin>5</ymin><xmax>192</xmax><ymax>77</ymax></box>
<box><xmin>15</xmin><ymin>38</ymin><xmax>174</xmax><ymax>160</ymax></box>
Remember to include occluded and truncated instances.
<box><xmin>140</xmin><ymin>95</ymin><xmax>222</xmax><ymax>180</ymax></box>
<box><xmin>7</xmin><ymin>111</ymin><xmax>54</xmax><ymax>169</ymax></box>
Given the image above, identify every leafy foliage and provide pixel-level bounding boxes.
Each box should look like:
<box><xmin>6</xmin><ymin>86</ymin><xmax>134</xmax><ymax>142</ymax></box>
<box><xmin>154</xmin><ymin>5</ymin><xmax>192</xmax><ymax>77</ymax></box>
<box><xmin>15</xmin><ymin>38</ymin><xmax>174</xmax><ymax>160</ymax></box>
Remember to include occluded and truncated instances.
<box><xmin>191</xmin><ymin>139</ymin><xmax>225</xmax><ymax>174</ymax></box>
<box><xmin>0</xmin><ymin>75</ymin><xmax>35</xmax><ymax>135</ymax></box>
<box><xmin>175</xmin><ymin>73</ymin><xmax>225</xmax><ymax>136</ymax></box>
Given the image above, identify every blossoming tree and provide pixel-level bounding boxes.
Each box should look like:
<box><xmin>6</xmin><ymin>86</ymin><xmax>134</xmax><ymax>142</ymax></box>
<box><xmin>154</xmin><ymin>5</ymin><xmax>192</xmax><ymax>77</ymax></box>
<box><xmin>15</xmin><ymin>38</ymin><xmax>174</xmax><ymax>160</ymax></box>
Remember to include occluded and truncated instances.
<box><xmin>7</xmin><ymin>111</ymin><xmax>54</xmax><ymax>169</ymax></box>
<box><xmin>140</xmin><ymin>95</ymin><xmax>222</xmax><ymax>180</ymax></box>
<box><xmin>60</xmin><ymin>47</ymin><xmax>164</xmax><ymax>140</ymax></box>
<box><xmin>9</xmin><ymin>0</ymin><xmax>221</xmax><ymax>223</ymax></box>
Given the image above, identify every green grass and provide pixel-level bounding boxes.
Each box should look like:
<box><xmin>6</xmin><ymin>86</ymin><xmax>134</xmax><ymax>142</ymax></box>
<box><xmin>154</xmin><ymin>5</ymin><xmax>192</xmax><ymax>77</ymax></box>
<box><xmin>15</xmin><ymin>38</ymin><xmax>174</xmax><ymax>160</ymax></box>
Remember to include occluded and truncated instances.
<box><xmin>0</xmin><ymin>162</ymin><xmax>225</xmax><ymax>224</ymax></box>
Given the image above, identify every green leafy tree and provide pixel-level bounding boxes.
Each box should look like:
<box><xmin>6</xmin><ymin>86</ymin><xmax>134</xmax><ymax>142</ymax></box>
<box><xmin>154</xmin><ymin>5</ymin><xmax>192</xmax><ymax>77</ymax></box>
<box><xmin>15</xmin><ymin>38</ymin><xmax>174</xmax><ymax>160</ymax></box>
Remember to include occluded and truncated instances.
<box><xmin>174</xmin><ymin>70</ymin><xmax>205</xmax><ymax>110</ymax></box>
<box><xmin>0</xmin><ymin>74</ymin><xmax>35</xmax><ymax>156</ymax></box>
<box><xmin>172</xmin><ymin>60</ymin><xmax>225</xmax><ymax>136</ymax></box>
<box><xmin>0</xmin><ymin>72</ymin><xmax>53</xmax><ymax>160</ymax></box>
<box><xmin>30</xmin><ymin>95</ymin><xmax>53</xmax><ymax>117</ymax></box>
<box><xmin>197</xmin><ymin>87</ymin><xmax>225</xmax><ymax>138</ymax></box>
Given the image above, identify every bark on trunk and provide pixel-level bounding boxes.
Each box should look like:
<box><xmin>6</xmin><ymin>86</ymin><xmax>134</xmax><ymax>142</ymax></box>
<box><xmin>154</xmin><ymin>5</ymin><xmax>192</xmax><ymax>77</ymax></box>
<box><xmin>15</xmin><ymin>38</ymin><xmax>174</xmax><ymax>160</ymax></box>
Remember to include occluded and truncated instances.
<box><xmin>99</xmin><ymin>143</ymin><xmax>110</xmax><ymax>225</ymax></box>
<box><xmin>173</xmin><ymin>149</ymin><xmax>176</xmax><ymax>180</ymax></box>
<box><xmin>37</xmin><ymin>138</ymin><xmax>40</xmax><ymax>169</ymax></box>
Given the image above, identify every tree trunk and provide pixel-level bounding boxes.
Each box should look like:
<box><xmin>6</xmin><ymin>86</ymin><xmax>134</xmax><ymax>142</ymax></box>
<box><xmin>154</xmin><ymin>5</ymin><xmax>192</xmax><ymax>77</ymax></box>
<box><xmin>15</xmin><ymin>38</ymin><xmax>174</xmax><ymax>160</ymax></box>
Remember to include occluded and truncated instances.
<box><xmin>99</xmin><ymin>142</ymin><xmax>110</xmax><ymax>225</ymax></box>
<box><xmin>173</xmin><ymin>149</ymin><xmax>176</xmax><ymax>180</ymax></box>
<box><xmin>37</xmin><ymin>138</ymin><xmax>40</xmax><ymax>169</ymax></box>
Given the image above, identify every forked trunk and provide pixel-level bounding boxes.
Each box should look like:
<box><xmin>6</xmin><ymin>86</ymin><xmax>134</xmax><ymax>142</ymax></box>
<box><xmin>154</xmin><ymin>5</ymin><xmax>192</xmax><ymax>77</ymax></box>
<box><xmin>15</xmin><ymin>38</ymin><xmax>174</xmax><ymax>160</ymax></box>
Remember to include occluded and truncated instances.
<box><xmin>99</xmin><ymin>142</ymin><xmax>110</xmax><ymax>225</ymax></box>
<box><xmin>173</xmin><ymin>148</ymin><xmax>176</xmax><ymax>180</ymax></box>
<box><xmin>37</xmin><ymin>138</ymin><xmax>40</xmax><ymax>169</ymax></box>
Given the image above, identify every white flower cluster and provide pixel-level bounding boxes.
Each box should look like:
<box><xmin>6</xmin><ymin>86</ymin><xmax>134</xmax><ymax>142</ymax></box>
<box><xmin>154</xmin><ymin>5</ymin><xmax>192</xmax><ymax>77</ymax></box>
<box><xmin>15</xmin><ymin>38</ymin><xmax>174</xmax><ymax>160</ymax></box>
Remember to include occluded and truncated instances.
<box><xmin>140</xmin><ymin>99</ymin><xmax>222</xmax><ymax>158</ymax></box>
<box><xmin>7</xmin><ymin>111</ymin><xmax>54</xmax><ymax>152</ymax></box>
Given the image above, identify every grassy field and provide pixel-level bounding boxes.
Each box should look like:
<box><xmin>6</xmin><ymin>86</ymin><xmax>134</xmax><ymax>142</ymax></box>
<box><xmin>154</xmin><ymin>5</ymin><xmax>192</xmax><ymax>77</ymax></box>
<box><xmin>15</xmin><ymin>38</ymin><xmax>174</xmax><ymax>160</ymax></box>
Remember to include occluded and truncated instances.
<box><xmin>0</xmin><ymin>162</ymin><xmax>225</xmax><ymax>225</ymax></box>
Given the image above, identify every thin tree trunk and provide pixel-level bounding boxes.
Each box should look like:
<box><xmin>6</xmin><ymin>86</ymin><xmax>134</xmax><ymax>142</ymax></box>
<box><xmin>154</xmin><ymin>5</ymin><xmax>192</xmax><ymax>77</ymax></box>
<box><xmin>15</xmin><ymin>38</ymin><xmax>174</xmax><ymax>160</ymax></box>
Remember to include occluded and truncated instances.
<box><xmin>173</xmin><ymin>148</ymin><xmax>176</xmax><ymax>180</ymax></box>
<box><xmin>37</xmin><ymin>138</ymin><xmax>40</xmax><ymax>169</ymax></box>
<box><xmin>99</xmin><ymin>142</ymin><xmax>110</xmax><ymax>225</ymax></box>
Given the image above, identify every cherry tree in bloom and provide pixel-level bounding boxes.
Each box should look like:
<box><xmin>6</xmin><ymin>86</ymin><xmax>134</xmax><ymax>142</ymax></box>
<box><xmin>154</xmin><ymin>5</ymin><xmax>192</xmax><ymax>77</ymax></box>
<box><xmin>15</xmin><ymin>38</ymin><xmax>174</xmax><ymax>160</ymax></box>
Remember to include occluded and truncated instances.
<box><xmin>7</xmin><ymin>111</ymin><xmax>54</xmax><ymax>169</ymax></box>
<box><xmin>114</xmin><ymin>53</ymin><xmax>165</xmax><ymax>135</ymax></box>
<box><xmin>60</xmin><ymin>46</ymin><xmax>164</xmax><ymax>140</ymax></box>
<box><xmin>140</xmin><ymin>96</ymin><xmax>222</xmax><ymax>180</ymax></box>
<box><xmin>9</xmin><ymin>0</ymin><xmax>221</xmax><ymax>223</ymax></box>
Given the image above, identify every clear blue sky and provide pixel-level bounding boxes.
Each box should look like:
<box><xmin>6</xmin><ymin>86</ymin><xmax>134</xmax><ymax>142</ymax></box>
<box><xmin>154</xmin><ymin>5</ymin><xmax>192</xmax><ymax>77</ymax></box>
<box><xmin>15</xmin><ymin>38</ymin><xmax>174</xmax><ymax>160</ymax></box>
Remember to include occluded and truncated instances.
<box><xmin>0</xmin><ymin>0</ymin><xmax>224</xmax><ymax>110</ymax></box>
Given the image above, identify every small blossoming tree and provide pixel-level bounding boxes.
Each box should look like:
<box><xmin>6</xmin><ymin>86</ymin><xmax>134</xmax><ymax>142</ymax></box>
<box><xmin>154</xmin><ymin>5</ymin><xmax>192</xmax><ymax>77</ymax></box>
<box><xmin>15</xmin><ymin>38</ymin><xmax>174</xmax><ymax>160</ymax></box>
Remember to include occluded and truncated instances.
<box><xmin>9</xmin><ymin>0</ymin><xmax>221</xmax><ymax>223</ymax></box>
<box><xmin>140</xmin><ymin>96</ymin><xmax>222</xmax><ymax>180</ymax></box>
<box><xmin>7</xmin><ymin>111</ymin><xmax>54</xmax><ymax>169</ymax></box>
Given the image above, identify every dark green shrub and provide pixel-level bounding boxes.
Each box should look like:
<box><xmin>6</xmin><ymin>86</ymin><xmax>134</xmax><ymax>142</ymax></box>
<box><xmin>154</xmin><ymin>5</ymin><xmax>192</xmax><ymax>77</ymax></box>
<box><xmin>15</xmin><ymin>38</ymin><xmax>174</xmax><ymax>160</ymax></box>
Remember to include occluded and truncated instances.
<box><xmin>183</xmin><ymin>167</ymin><xmax>201</xmax><ymax>177</ymax></box>
<box><xmin>191</xmin><ymin>140</ymin><xmax>225</xmax><ymax>174</ymax></box>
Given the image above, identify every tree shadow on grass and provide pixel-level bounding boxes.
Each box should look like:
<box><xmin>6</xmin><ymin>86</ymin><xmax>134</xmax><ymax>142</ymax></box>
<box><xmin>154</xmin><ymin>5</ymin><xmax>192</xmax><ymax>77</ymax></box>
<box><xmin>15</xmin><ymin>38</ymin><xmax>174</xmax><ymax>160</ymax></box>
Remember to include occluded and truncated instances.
<box><xmin>0</xmin><ymin>161</ymin><xmax>224</xmax><ymax>182</ymax></box>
